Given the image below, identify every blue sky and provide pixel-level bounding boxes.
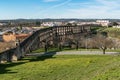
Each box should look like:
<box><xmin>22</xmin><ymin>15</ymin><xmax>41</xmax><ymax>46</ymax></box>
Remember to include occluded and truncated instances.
<box><xmin>0</xmin><ymin>0</ymin><xmax>120</xmax><ymax>19</ymax></box>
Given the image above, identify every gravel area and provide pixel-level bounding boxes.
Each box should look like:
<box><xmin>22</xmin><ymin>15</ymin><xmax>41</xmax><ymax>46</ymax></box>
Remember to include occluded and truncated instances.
<box><xmin>26</xmin><ymin>51</ymin><xmax>120</xmax><ymax>56</ymax></box>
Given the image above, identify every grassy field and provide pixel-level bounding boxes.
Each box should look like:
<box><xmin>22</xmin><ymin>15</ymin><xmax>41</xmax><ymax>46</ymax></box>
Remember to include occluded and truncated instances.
<box><xmin>32</xmin><ymin>48</ymin><xmax>120</xmax><ymax>53</ymax></box>
<box><xmin>0</xmin><ymin>55</ymin><xmax>120</xmax><ymax>80</ymax></box>
<box><xmin>99</xmin><ymin>27</ymin><xmax>120</xmax><ymax>39</ymax></box>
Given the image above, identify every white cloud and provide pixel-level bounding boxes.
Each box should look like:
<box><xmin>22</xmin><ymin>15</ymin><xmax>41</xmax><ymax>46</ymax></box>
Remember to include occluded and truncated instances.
<box><xmin>37</xmin><ymin>0</ymin><xmax>120</xmax><ymax>19</ymax></box>
<box><xmin>66</xmin><ymin>0</ymin><xmax>120</xmax><ymax>19</ymax></box>
<box><xmin>41</xmin><ymin>0</ymin><xmax>72</xmax><ymax>13</ymax></box>
<box><xmin>49</xmin><ymin>0</ymin><xmax>71</xmax><ymax>8</ymax></box>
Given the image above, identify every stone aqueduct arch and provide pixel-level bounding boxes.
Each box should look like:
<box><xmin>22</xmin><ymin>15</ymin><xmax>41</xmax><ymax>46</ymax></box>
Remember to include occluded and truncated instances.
<box><xmin>0</xmin><ymin>24</ymin><xmax>99</xmax><ymax>63</ymax></box>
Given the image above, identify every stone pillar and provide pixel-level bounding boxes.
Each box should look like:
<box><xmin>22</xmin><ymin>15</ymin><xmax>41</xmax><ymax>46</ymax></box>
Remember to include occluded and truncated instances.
<box><xmin>15</xmin><ymin>39</ymin><xmax>23</xmax><ymax>59</ymax></box>
<box><xmin>59</xmin><ymin>42</ymin><xmax>63</xmax><ymax>51</ymax></box>
<box><xmin>45</xmin><ymin>44</ymin><xmax>48</xmax><ymax>52</ymax></box>
<box><xmin>76</xmin><ymin>41</ymin><xmax>79</xmax><ymax>50</ymax></box>
<box><xmin>0</xmin><ymin>54</ymin><xmax>7</xmax><ymax>63</ymax></box>
<box><xmin>44</xmin><ymin>40</ymin><xmax>48</xmax><ymax>52</ymax></box>
<box><xmin>21</xmin><ymin>48</ymin><xmax>25</xmax><ymax>58</ymax></box>
<box><xmin>11</xmin><ymin>53</ymin><xmax>18</xmax><ymax>62</ymax></box>
<box><xmin>8</xmin><ymin>47</ymin><xmax>22</xmax><ymax>62</ymax></box>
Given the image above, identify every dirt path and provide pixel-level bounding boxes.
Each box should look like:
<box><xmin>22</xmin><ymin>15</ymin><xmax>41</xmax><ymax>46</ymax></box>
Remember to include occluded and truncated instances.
<box><xmin>26</xmin><ymin>51</ymin><xmax>120</xmax><ymax>56</ymax></box>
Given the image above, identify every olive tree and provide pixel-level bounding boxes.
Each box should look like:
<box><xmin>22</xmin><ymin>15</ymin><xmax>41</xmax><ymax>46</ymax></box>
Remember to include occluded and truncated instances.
<box><xmin>92</xmin><ymin>35</ymin><xmax>114</xmax><ymax>54</ymax></box>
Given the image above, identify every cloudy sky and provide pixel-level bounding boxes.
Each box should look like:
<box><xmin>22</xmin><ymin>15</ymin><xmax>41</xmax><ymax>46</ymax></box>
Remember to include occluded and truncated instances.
<box><xmin>0</xmin><ymin>0</ymin><xmax>120</xmax><ymax>19</ymax></box>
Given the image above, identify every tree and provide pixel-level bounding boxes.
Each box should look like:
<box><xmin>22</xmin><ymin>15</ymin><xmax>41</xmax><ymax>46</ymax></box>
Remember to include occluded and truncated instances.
<box><xmin>112</xmin><ymin>22</ymin><xmax>119</xmax><ymax>26</ymax></box>
<box><xmin>36</xmin><ymin>22</ymin><xmax>41</xmax><ymax>26</ymax></box>
<box><xmin>92</xmin><ymin>35</ymin><xmax>114</xmax><ymax>54</ymax></box>
<box><xmin>66</xmin><ymin>23</ymin><xmax>72</xmax><ymax>26</ymax></box>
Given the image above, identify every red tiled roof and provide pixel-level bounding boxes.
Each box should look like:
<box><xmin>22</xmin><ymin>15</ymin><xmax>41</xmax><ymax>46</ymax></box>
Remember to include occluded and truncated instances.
<box><xmin>15</xmin><ymin>34</ymin><xmax>31</xmax><ymax>38</ymax></box>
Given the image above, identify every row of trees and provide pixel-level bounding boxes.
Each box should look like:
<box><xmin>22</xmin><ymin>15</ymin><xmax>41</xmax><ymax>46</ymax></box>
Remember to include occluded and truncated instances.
<box><xmin>0</xmin><ymin>21</ymin><xmax>42</xmax><ymax>27</ymax></box>
<box><xmin>65</xmin><ymin>34</ymin><xmax>119</xmax><ymax>54</ymax></box>
<box><xmin>86</xmin><ymin>35</ymin><xmax>114</xmax><ymax>54</ymax></box>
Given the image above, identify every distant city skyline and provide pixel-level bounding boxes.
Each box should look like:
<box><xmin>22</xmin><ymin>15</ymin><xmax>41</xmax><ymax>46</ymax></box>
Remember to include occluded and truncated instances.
<box><xmin>1</xmin><ymin>0</ymin><xmax>120</xmax><ymax>20</ymax></box>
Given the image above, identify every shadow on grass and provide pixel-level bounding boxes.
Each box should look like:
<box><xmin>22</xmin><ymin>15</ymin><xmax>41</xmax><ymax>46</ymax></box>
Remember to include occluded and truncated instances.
<box><xmin>26</xmin><ymin>51</ymin><xmax>57</xmax><ymax>62</ymax></box>
<box><xmin>0</xmin><ymin>62</ymin><xmax>26</xmax><ymax>74</ymax></box>
<box><xmin>0</xmin><ymin>51</ymin><xmax>57</xmax><ymax>74</ymax></box>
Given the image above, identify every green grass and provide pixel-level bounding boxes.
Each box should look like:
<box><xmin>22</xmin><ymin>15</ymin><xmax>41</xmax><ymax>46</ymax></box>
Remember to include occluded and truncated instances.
<box><xmin>32</xmin><ymin>48</ymin><xmax>45</xmax><ymax>53</ymax></box>
<box><xmin>0</xmin><ymin>55</ymin><xmax>120</xmax><ymax>80</ymax></box>
<box><xmin>99</xmin><ymin>28</ymin><xmax>120</xmax><ymax>39</ymax></box>
<box><xmin>106</xmin><ymin>49</ymin><xmax>120</xmax><ymax>52</ymax></box>
<box><xmin>32</xmin><ymin>48</ymin><xmax>120</xmax><ymax>53</ymax></box>
<box><xmin>32</xmin><ymin>48</ymin><xmax>59</xmax><ymax>53</ymax></box>
<box><xmin>32</xmin><ymin>48</ymin><xmax>100</xmax><ymax>53</ymax></box>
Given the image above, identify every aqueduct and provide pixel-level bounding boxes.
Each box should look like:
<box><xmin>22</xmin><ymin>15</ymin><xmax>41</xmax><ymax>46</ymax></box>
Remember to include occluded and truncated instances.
<box><xmin>0</xmin><ymin>24</ymin><xmax>99</xmax><ymax>63</ymax></box>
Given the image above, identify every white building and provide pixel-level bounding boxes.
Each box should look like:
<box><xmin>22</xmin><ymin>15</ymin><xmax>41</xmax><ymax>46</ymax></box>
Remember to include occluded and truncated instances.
<box><xmin>0</xmin><ymin>23</ymin><xmax>3</xmax><ymax>26</ymax></box>
<box><xmin>96</xmin><ymin>20</ymin><xmax>110</xmax><ymax>27</ymax></box>
<box><xmin>77</xmin><ymin>22</ymin><xmax>98</xmax><ymax>25</ymax></box>
<box><xmin>68</xmin><ymin>21</ymin><xmax>76</xmax><ymax>24</ymax></box>
<box><xmin>113</xmin><ymin>25</ymin><xmax>120</xmax><ymax>28</ymax></box>
<box><xmin>41</xmin><ymin>22</ymin><xmax>55</xmax><ymax>27</ymax></box>
<box><xmin>41</xmin><ymin>22</ymin><xmax>63</xmax><ymax>27</ymax></box>
<box><xmin>0</xmin><ymin>23</ymin><xmax>7</xmax><ymax>26</ymax></box>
